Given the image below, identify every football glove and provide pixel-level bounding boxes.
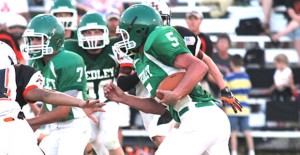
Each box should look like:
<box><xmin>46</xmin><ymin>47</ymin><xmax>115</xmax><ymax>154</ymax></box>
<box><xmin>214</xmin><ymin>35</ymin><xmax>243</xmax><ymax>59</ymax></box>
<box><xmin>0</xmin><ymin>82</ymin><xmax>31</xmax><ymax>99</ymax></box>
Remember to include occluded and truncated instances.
<box><xmin>221</xmin><ymin>87</ymin><xmax>243</xmax><ymax>113</ymax></box>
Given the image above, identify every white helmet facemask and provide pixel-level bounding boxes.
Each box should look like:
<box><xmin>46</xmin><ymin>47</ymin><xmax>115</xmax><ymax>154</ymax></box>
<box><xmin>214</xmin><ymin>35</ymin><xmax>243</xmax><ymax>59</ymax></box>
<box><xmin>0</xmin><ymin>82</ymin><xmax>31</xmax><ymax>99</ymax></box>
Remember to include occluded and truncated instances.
<box><xmin>112</xmin><ymin>27</ymin><xmax>136</xmax><ymax>58</ymax></box>
<box><xmin>77</xmin><ymin>23</ymin><xmax>110</xmax><ymax>49</ymax></box>
<box><xmin>22</xmin><ymin>29</ymin><xmax>54</xmax><ymax>60</ymax></box>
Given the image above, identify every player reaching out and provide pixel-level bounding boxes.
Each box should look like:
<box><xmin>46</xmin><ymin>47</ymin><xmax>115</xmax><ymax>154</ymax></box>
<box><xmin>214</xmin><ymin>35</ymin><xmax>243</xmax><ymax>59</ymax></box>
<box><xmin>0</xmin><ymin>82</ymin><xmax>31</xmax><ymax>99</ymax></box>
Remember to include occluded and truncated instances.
<box><xmin>0</xmin><ymin>41</ymin><xmax>104</xmax><ymax>155</ymax></box>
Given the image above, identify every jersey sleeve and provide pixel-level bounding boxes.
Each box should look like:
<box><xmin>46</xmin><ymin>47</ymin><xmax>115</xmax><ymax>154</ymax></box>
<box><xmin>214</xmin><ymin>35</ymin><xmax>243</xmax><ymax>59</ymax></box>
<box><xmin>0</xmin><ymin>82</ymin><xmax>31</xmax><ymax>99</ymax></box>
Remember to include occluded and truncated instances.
<box><xmin>14</xmin><ymin>65</ymin><xmax>44</xmax><ymax>106</ymax></box>
<box><xmin>146</xmin><ymin>26</ymin><xmax>192</xmax><ymax>66</ymax></box>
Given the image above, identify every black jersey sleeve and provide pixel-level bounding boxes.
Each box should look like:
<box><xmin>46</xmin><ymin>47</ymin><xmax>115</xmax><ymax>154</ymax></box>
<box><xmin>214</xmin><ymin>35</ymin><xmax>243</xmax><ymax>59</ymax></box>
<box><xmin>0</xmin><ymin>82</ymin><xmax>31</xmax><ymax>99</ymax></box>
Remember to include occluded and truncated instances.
<box><xmin>14</xmin><ymin>64</ymin><xmax>42</xmax><ymax>108</ymax></box>
<box><xmin>117</xmin><ymin>73</ymin><xmax>140</xmax><ymax>91</ymax></box>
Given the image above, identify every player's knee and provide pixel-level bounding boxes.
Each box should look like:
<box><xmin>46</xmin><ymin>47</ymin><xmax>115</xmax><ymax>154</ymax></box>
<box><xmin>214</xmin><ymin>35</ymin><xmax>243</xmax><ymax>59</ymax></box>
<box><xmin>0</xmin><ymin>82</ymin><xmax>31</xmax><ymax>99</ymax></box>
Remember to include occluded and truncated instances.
<box><xmin>103</xmin><ymin>136</ymin><xmax>121</xmax><ymax>150</ymax></box>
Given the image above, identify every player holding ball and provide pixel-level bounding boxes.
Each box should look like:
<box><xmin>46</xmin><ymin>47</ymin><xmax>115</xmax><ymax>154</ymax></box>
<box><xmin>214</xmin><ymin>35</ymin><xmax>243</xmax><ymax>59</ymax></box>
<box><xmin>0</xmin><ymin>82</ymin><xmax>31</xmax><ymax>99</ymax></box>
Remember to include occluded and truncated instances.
<box><xmin>104</xmin><ymin>4</ymin><xmax>242</xmax><ymax>155</ymax></box>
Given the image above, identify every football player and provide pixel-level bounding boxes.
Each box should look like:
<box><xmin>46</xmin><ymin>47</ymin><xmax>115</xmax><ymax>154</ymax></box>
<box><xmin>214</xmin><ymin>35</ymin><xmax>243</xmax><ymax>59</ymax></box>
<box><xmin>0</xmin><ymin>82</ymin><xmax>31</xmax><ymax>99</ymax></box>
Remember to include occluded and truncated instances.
<box><xmin>50</xmin><ymin>0</ymin><xmax>78</xmax><ymax>39</ymax></box>
<box><xmin>116</xmin><ymin>0</ymin><xmax>241</xmax><ymax>148</ymax></box>
<box><xmin>64</xmin><ymin>12</ymin><xmax>125</xmax><ymax>155</ymax></box>
<box><xmin>22</xmin><ymin>14</ymin><xmax>91</xmax><ymax>155</ymax></box>
<box><xmin>105</xmin><ymin>4</ymin><xmax>242</xmax><ymax>155</ymax></box>
<box><xmin>0</xmin><ymin>41</ymin><xmax>104</xmax><ymax>155</ymax></box>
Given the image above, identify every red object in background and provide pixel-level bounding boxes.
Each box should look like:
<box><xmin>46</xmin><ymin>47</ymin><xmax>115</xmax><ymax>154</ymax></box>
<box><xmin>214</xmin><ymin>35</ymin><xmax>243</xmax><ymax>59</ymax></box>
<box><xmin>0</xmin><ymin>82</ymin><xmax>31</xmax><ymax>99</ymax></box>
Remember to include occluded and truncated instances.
<box><xmin>292</xmin><ymin>89</ymin><xmax>298</xmax><ymax>97</ymax></box>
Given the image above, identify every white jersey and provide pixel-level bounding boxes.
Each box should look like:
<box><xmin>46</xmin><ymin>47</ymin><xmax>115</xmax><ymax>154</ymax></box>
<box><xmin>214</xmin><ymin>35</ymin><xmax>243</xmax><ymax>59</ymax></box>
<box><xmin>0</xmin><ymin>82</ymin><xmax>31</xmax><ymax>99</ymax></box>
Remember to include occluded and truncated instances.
<box><xmin>0</xmin><ymin>64</ymin><xmax>44</xmax><ymax>155</ymax></box>
<box><xmin>0</xmin><ymin>65</ymin><xmax>43</xmax><ymax>114</ymax></box>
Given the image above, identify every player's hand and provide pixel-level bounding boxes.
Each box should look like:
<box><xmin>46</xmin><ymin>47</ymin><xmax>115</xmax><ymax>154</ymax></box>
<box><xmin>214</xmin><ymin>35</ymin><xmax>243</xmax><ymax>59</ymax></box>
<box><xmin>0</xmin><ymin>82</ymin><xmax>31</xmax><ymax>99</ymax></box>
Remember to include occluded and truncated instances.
<box><xmin>157</xmin><ymin>110</ymin><xmax>173</xmax><ymax>125</ymax></box>
<box><xmin>157</xmin><ymin>89</ymin><xmax>180</xmax><ymax>106</ymax></box>
<box><xmin>79</xmin><ymin>99</ymin><xmax>106</xmax><ymax>124</ymax></box>
<box><xmin>220</xmin><ymin>87</ymin><xmax>242</xmax><ymax>113</ymax></box>
<box><xmin>104</xmin><ymin>82</ymin><xmax>126</xmax><ymax>103</ymax></box>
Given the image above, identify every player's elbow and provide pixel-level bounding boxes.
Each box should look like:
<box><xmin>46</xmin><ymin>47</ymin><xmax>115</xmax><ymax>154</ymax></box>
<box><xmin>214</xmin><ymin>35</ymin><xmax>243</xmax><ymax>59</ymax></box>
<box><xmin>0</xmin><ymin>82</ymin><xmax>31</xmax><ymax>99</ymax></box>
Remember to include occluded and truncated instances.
<box><xmin>197</xmin><ymin>60</ymin><xmax>209</xmax><ymax>75</ymax></box>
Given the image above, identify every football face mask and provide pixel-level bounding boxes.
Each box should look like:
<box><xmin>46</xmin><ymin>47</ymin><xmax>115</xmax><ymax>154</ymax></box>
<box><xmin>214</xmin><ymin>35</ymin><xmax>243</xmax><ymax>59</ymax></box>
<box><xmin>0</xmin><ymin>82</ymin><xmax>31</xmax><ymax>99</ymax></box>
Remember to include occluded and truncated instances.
<box><xmin>23</xmin><ymin>32</ymin><xmax>53</xmax><ymax>60</ymax></box>
<box><xmin>112</xmin><ymin>27</ymin><xmax>136</xmax><ymax>59</ymax></box>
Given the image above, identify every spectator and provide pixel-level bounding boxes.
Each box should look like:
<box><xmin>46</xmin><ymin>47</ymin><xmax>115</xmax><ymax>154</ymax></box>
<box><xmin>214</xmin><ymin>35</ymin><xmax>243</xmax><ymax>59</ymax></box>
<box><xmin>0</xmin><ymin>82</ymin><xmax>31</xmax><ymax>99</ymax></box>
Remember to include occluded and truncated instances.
<box><xmin>271</xmin><ymin>0</ymin><xmax>300</xmax><ymax>62</ymax></box>
<box><xmin>260</xmin><ymin>0</ymin><xmax>287</xmax><ymax>33</ymax></box>
<box><xmin>210</xmin><ymin>33</ymin><xmax>232</xmax><ymax>97</ymax></box>
<box><xmin>212</xmin><ymin>33</ymin><xmax>232</xmax><ymax>77</ymax></box>
<box><xmin>185</xmin><ymin>10</ymin><xmax>213</xmax><ymax>57</ymax></box>
<box><xmin>225</xmin><ymin>54</ymin><xmax>255</xmax><ymax>155</ymax></box>
<box><xmin>269</xmin><ymin>54</ymin><xmax>295</xmax><ymax>102</ymax></box>
<box><xmin>106</xmin><ymin>8</ymin><xmax>121</xmax><ymax>38</ymax></box>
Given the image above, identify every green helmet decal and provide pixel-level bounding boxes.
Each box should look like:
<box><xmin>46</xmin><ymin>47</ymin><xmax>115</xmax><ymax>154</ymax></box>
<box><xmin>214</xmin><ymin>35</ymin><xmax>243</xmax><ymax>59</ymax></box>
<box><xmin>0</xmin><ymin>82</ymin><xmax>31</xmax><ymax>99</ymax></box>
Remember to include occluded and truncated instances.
<box><xmin>113</xmin><ymin>4</ymin><xmax>162</xmax><ymax>57</ymax></box>
<box><xmin>77</xmin><ymin>12</ymin><xmax>109</xmax><ymax>49</ymax></box>
<box><xmin>50</xmin><ymin>0</ymin><xmax>77</xmax><ymax>30</ymax></box>
<box><xmin>23</xmin><ymin>14</ymin><xmax>65</xmax><ymax>60</ymax></box>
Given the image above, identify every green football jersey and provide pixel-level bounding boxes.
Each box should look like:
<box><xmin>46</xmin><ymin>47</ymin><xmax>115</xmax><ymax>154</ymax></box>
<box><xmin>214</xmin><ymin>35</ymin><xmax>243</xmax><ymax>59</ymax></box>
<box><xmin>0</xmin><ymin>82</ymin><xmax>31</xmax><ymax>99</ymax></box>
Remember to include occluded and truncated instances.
<box><xmin>134</xmin><ymin>26</ymin><xmax>214</xmax><ymax>122</ymax></box>
<box><xmin>29</xmin><ymin>49</ymin><xmax>87</xmax><ymax>121</ymax></box>
<box><xmin>64</xmin><ymin>39</ymin><xmax>118</xmax><ymax>101</ymax></box>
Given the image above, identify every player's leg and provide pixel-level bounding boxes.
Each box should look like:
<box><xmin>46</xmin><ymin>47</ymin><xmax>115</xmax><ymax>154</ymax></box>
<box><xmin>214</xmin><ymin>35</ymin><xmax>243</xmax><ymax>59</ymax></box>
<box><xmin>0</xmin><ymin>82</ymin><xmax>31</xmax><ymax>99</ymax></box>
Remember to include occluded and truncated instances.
<box><xmin>100</xmin><ymin>101</ymin><xmax>125</xmax><ymax>155</ymax></box>
<box><xmin>89</xmin><ymin>112</ymin><xmax>109</xmax><ymax>155</ymax></box>
<box><xmin>240</xmin><ymin>116</ymin><xmax>255</xmax><ymax>155</ymax></box>
<box><xmin>139</xmin><ymin>111</ymin><xmax>176</xmax><ymax>147</ymax></box>
<box><xmin>226</xmin><ymin>116</ymin><xmax>239</xmax><ymax>155</ymax></box>
<box><xmin>57</xmin><ymin>117</ymin><xmax>91</xmax><ymax>155</ymax></box>
<box><xmin>38</xmin><ymin>124</ymin><xmax>60</xmax><ymax>155</ymax></box>
<box><xmin>1</xmin><ymin>118</ymin><xmax>44</xmax><ymax>155</ymax></box>
<box><xmin>117</xmin><ymin>103</ymin><xmax>131</xmax><ymax>145</ymax></box>
<box><xmin>204</xmin><ymin>106</ymin><xmax>231</xmax><ymax>155</ymax></box>
<box><xmin>156</xmin><ymin>104</ymin><xmax>230</xmax><ymax>155</ymax></box>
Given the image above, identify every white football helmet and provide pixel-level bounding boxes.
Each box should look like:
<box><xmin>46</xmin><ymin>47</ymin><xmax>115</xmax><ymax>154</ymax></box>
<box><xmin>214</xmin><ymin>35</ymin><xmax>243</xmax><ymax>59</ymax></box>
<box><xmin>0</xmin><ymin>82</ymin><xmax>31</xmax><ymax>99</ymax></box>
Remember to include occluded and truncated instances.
<box><xmin>143</xmin><ymin>0</ymin><xmax>171</xmax><ymax>26</ymax></box>
<box><xmin>0</xmin><ymin>41</ymin><xmax>17</xmax><ymax>69</ymax></box>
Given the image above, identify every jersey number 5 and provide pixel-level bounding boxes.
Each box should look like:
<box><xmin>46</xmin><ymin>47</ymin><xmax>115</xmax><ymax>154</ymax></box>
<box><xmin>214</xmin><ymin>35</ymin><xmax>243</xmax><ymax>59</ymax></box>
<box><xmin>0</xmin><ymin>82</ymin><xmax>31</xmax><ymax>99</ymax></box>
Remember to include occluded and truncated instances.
<box><xmin>165</xmin><ymin>32</ymin><xmax>179</xmax><ymax>47</ymax></box>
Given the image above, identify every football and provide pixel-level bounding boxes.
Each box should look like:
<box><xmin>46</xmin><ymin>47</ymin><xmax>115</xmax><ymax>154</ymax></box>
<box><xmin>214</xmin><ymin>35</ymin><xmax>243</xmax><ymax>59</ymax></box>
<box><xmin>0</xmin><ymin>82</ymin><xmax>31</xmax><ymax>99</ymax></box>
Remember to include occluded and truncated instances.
<box><xmin>156</xmin><ymin>72</ymin><xmax>185</xmax><ymax>100</ymax></box>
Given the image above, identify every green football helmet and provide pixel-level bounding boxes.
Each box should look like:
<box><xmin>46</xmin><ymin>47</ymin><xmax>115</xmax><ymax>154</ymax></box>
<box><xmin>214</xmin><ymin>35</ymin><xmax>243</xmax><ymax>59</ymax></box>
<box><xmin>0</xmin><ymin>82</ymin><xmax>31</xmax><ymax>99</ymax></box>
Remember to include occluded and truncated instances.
<box><xmin>77</xmin><ymin>12</ymin><xmax>109</xmax><ymax>49</ymax></box>
<box><xmin>50</xmin><ymin>0</ymin><xmax>77</xmax><ymax>30</ymax></box>
<box><xmin>113</xmin><ymin>4</ymin><xmax>162</xmax><ymax>56</ymax></box>
<box><xmin>23</xmin><ymin>14</ymin><xmax>65</xmax><ymax>60</ymax></box>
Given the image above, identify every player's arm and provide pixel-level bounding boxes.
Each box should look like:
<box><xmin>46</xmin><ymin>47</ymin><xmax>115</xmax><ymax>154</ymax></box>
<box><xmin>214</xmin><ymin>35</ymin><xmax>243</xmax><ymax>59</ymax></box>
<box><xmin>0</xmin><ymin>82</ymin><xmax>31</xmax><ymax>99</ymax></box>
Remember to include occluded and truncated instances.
<box><xmin>25</xmin><ymin>89</ymin><xmax>102</xmax><ymax>108</ymax></box>
<box><xmin>172</xmin><ymin>53</ymin><xmax>208</xmax><ymax>100</ymax></box>
<box><xmin>199</xmin><ymin>52</ymin><xmax>242</xmax><ymax>113</ymax></box>
<box><xmin>26</xmin><ymin>89</ymin><xmax>104</xmax><ymax>130</ymax></box>
<box><xmin>104</xmin><ymin>82</ymin><xmax>166</xmax><ymax>115</ymax></box>
<box><xmin>117</xmin><ymin>72</ymin><xmax>140</xmax><ymax>91</ymax></box>
<box><xmin>200</xmin><ymin>52</ymin><xmax>226</xmax><ymax>90</ymax></box>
